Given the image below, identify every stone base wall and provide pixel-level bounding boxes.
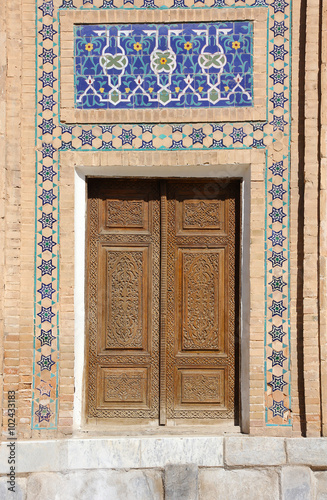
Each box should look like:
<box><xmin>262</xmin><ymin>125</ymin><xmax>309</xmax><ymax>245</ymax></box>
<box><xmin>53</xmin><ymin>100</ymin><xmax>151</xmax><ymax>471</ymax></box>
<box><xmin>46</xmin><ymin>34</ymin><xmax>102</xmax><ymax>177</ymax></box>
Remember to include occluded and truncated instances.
<box><xmin>2</xmin><ymin>437</ymin><xmax>327</xmax><ymax>499</ymax></box>
<box><xmin>4</xmin><ymin>466</ymin><xmax>327</xmax><ymax>500</ymax></box>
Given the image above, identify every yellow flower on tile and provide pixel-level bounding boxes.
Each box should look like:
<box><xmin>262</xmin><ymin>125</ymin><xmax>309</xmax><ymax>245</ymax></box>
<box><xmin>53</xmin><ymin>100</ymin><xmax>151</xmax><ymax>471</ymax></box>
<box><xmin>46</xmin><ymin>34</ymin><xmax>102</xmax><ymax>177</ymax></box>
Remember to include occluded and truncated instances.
<box><xmin>198</xmin><ymin>86</ymin><xmax>203</xmax><ymax>92</ymax></box>
<box><xmin>232</xmin><ymin>41</ymin><xmax>241</xmax><ymax>50</ymax></box>
<box><xmin>160</xmin><ymin>57</ymin><xmax>167</xmax><ymax>65</ymax></box>
<box><xmin>85</xmin><ymin>43</ymin><xmax>93</xmax><ymax>52</ymax></box>
<box><xmin>149</xmin><ymin>87</ymin><xmax>154</xmax><ymax>93</ymax></box>
<box><xmin>125</xmin><ymin>87</ymin><xmax>130</xmax><ymax>93</ymax></box>
<box><xmin>175</xmin><ymin>87</ymin><xmax>180</xmax><ymax>92</ymax></box>
<box><xmin>224</xmin><ymin>86</ymin><xmax>229</xmax><ymax>92</ymax></box>
<box><xmin>99</xmin><ymin>88</ymin><xmax>104</xmax><ymax>93</ymax></box>
<box><xmin>184</xmin><ymin>42</ymin><xmax>192</xmax><ymax>51</ymax></box>
<box><xmin>133</xmin><ymin>42</ymin><xmax>142</xmax><ymax>52</ymax></box>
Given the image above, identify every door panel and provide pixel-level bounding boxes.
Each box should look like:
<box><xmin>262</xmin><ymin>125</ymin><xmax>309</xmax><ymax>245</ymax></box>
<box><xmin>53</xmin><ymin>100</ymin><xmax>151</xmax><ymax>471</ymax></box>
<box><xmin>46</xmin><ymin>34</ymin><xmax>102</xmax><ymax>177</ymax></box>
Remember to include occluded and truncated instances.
<box><xmin>165</xmin><ymin>180</ymin><xmax>239</xmax><ymax>420</ymax></box>
<box><xmin>97</xmin><ymin>366</ymin><xmax>149</xmax><ymax>409</ymax></box>
<box><xmin>87</xmin><ymin>179</ymin><xmax>160</xmax><ymax>419</ymax></box>
<box><xmin>99</xmin><ymin>245</ymin><xmax>149</xmax><ymax>351</ymax></box>
<box><xmin>86</xmin><ymin>178</ymin><xmax>239</xmax><ymax>422</ymax></box>
<box><xmin>179</xmin><ymin>248</ymin><xmax>225</xmax><ymax>352</ymax></box>
<box><xmin>176</xmin><ymin>368</ymin><xmax>226</xmax><ymax>407</ymax></box>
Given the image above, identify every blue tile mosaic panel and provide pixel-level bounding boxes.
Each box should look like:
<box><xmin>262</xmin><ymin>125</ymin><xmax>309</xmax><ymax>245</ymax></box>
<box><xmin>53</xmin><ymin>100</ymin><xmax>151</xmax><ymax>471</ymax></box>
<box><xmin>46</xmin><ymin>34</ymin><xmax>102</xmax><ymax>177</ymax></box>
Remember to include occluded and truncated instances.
<box><xmin>75</xmin><ymin>22</ymin><xmax>253</xmax><ymax>109</ymax></box>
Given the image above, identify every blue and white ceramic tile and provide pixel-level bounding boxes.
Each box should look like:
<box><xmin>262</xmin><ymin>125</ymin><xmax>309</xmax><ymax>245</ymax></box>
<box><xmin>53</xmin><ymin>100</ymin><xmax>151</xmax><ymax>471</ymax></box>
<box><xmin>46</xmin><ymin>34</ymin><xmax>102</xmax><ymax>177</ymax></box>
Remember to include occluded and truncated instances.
<box><xmin>74</xmin><ymin>22</ymin><xmax>253</xmax><ymax>109</ymax></box>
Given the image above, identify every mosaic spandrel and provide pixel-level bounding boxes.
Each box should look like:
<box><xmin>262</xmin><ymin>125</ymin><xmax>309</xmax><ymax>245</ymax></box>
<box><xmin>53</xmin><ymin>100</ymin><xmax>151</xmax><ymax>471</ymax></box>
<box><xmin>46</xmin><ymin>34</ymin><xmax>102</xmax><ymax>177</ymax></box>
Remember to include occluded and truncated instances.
<box><xmin>74</xmin><ymin>22</ymin><xmax>253</xmax><ymax>110</ymax></box>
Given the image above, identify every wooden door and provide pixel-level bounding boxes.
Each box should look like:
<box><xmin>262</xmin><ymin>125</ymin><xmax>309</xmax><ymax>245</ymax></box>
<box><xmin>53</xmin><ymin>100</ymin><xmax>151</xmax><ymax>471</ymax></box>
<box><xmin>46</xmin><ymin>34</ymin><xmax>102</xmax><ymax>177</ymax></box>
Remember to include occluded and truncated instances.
<box><xmin>87</xmin><ymin>179</ymin><xmax>160</xmax><ymax>420</ymax></box>
<box><xmin>86</xmin><ymin>178</ymin><xmax>239</xmax><ymax>423</ymax></box>
<box><xmin>162</xmin><ymin>180</ymin><xmax>239</xmax><ymax>422</ymax></box>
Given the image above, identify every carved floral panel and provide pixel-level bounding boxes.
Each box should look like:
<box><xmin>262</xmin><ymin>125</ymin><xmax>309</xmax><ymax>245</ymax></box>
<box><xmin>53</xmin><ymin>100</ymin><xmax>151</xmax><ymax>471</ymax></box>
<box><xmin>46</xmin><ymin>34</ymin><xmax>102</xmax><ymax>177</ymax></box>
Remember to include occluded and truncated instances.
<box><xmin>106</xmin><ymin>250</ymin><xmax>146</xmax><ymax>350</ymax></box>
<box><xmin>182</xmin><ymin>251</ymin><xmax>222</xmax><ymax>351</ymax></box>
<box><xmin>180</xmin><ymin>369</ymin><xmax>225</xmax><ymax>405</ymax></box>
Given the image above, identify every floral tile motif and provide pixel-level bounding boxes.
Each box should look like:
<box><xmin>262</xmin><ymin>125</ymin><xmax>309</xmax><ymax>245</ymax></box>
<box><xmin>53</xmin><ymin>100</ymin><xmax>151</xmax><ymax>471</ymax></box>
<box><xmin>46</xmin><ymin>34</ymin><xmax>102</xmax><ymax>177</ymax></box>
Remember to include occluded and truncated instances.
<box><xmin>75</xmin><ymin>22</ymin><xmax>253</xmax><ymax>109</ymax></box>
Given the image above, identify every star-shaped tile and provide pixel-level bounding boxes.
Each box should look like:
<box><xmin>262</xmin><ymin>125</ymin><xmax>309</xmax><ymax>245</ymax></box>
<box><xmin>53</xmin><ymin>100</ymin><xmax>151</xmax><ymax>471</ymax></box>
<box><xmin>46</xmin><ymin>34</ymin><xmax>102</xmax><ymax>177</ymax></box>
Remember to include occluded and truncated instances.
<box><xmin>37</xmin><ymin>329</ymin><xmax>56</xmax><ymax>347</ymax></box>
<box><xmin>270</xmin><ymin>115</ymin><xmax>288</xmax><ymax>132</ymax></box>
<box><xmin>39</xmin><ymin>48</ymin><xmax>57</xmax><ymax>65</ymax></box>
<box><xmin>269</xmin><ymin>399</ymin><xmax>288</xmax><ymax>418</ymax></box>
<box><xmin>268</xmin><ymin>349</ymin><xmax>287</xmax><ymax>367</ymax></box>
<box><xmin>37</xmin><ymin>354</ymin><xmax>55</xmax><ymax>371</ymax></box>
<box><xmin>269</xmin><ymin>299</ymin><xmax>287</xmax><ymax>317</ymax></box>
<box><xmin>37</xmin><ymin>306</ymin><xmax>55</xmax><ymax>323</ymax></box>
<box><xmin>79</xmin><ymin>129</ymin><xmax>96</xmax><ymax>146</ymax></box>
<box><xmin>39</xmin><ymin>189</ymin><xmax>57</xmax><ymax>206</ymax></box>
<box><xmin>210</xmin><ymin>139</ymin><xmax>226</xmax><ymax>149</ymax></box>
<box><xmin>38</xmin><ymin>1</ymin><xmax>54</xmax><ymax>16</ymax></box>
<box><xmin>268</xmin><ymin>375</ymin><xmax>288</xmax><ymax>392</ymax></box>
<box><xmin>100</xmin><ymin>141</ymin><xmax>115</xmax><ymax>150</ymax></box>
<box><xmin>270</xmin><ymin>68</ymin><xmax>288</xmax><ymax>86</ymax></box>
<box><xmin>38</xmin><ymin>236</ymin><xmax>56</xmax><ymax>253</ymax></box>
<box><xmin>268</xmin><ymin>324</ymin><xmax>286</xmax><ymax>343</ymax></box>
<box><xmin>38</xmin><ymin>165</ymin><xmax>57</xmax><ymax>183</ymax></box>
<box><xmin>169</xmin><ymin>139</ymin><xmax>185</xmax><ymax>149</ymax></box>
<box><xmin>59</xmin><ymin>141</ymin><xmax>75</xmax><ymax>151</ymax></box>
<box><xmin>270</xmin><ymin>92</ymin><xmax>288</xmax><ymax>109</ymax></box>
<box><xmin>230</xmin><ymin>127</ymin><xmax>247</xmax><ymax>144</ymax></box>
<box><xmin>270</xmin><ymin>44</ymin><xmax>288</xmax><ymax>62</ymax></box>
<box><xmin>140</xmin><ymin>140</ymin><xmax>155</xmax><ymax>150</ymax></box>
<box><xmin>60</xmin><ymin>125</ymin><xmax>74</xmax><ymax>134</ymax></box>
<box><xmin>269</xmin><ymin>184</ymin><xmax>287</xmax><ymax>200</ymax></box>
<box><xmin>35</xmin><ymin>403</ymin><xmax>53</xmax><ymax>423</ymax></box>
<box><xmin>37</xmin><ymin>282</ymin><xmax>56</xmax><ymax>300</ymax></box>
<box><xmin>100</xmin><ymin>125</ymin><xmax>114</xmax><ymax>134</ymax></box>
<box><xmin>271</xmin><ymin>0</ymin><xmax>289</xmax><ymax>13</ymax></box>
<box><xmin>268</xmin><ymin>230</ymin><xmax>286</xmax><ymax>247</ymax></box>
<box><xmin>41</xmin><ymin>143</ymin><xmax>56</xmax><ymax>159</ymax></box>
<box><xmin>270</xmin><ymin>21</ymin><xmax>288</xmax><ymax>38</ymax></box>
<box><xmin>269</xmin><ymin>207</ymin><xmax>287</xmax><ymax>223</ymax></box>
<box><xmin>39</xmin><ymin>95</ymin><xmax>56</xmax><ymax>112</ymax></box>
<box><xmin>39</xmin><ymin>71</ymin><xmax>57</xmax><ymax>88</ymax></box>
<box><xmin>39</xmin><ymin>24</ymin><xmax>57</xmax><ymax>41</ymax></box>
<box><xmin>189</xmin><ymin>128</ymin><xmax>206</xmax><ymax>145</ymax></box>
<box><xmin>118</xmin><ymin>129</ymin><xmax>136</xmax><ymax>146</ymax></box>
<box><xmin>36</xmin><ymin>379</ymin><xmax>53</xmax><ymax>397</ymax></box>
<box><xmin>269</xmin><ymin>161</ymin><xmax>286</xmax><ymax>177</ymax></box>
<box><xmin>269</xmin><ymin>276</ymin><xmax>287</xmax><ymax>292</ymax></box>
<box><xmin>268</xmin><ymin>250</ymin><xmax>287</xmax><ymax>268</ymax></box>
<box><xmin>39</xmin><ymin>118</ymin><xmax>56</xmax><ymax>136</ymax></box>
<box><xmin>37</xmin><ymin>259</ymin><xmax>56</xmax><ymax>276</ymax></box>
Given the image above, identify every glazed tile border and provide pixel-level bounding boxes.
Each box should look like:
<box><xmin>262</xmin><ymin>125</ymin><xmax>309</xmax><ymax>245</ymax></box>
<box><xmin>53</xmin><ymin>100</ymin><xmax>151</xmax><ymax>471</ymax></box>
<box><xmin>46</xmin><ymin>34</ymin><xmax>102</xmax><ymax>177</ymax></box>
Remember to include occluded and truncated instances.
<box><xmin>32</xmin><ymin>0</ymin><xmax>292</xmax><ymax>429</ymax></box>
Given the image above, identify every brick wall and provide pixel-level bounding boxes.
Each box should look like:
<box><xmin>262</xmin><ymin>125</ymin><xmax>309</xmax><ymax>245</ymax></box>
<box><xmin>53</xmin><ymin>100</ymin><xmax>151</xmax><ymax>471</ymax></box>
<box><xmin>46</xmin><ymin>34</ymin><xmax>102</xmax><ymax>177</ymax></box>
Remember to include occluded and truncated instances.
<box><xmin>1</xmin><ymin>0</ymin><xmax>327</xmax><ymax>440</ymax></box>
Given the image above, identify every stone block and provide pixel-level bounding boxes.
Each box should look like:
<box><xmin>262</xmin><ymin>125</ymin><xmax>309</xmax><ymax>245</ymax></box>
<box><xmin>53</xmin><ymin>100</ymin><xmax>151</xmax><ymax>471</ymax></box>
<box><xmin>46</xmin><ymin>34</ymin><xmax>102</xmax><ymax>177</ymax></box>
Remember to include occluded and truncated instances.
<box><xmin>67</xmin><ymin>438</ymin><xmax>141</xmax><ymax>470</ymax></box>
<box><xmin>26</xmin><ymin>470</ymin><xmax>163</xmax><ymax>500</ymax></box>
<box><xmin>0</xmin><ymin>476</ymin><xmax>26</xmax><ymax>500</ymax></box>
<box><xmin>286</xmin><ymin>439</ymin><xmax>327</xmax><ymax>466</ymax></box>
<box><xmin>315</xmin><ymin>472</ymin><xmax>327</xmax><ymax>499</ymax></box>
<box><xmin>0</xmin><ymin>438</ymin><xmax>225</xmax><ymax>473</ymax></box>
<box><xmin>139</xmin><ymin>437</ymin><xmax>223</xmax><ymax>468</ymax></box>
<box><xmin>26</xmin><ymin>473</ymin><xmax>65</xmax><ymax>500</ymax></box>
<box><xmin>165</xmin><ymin>464</ymin><xmax>198</xmax><ymax>500</ymax></box>
<box><xmin>281</xmin><ymin>466</ymin><xmax>313</xmax><ymax>500</ymax></box>
<box><xmin>0</xmin><ymin>440</ymin><xmax>68</xmax><ymax>474</ymax></box>
<box><xmin>225</xmin><ymin>437</ymin><xmax>286</xmax><ymax>466</ymax></box>
<box><xmin>199</xmin><ymin>468</ymin><xmax>279</xmax><ymax>500</ymax></box>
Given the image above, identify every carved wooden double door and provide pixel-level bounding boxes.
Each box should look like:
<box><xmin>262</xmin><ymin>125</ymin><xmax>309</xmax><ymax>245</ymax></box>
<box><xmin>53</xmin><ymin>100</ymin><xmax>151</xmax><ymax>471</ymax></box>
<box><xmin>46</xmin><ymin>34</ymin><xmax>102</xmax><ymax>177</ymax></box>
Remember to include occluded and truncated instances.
<box><xmin>87</xmin><ymin>178</ymin><xmax>240</xmax><ymax>423</ymax></box>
